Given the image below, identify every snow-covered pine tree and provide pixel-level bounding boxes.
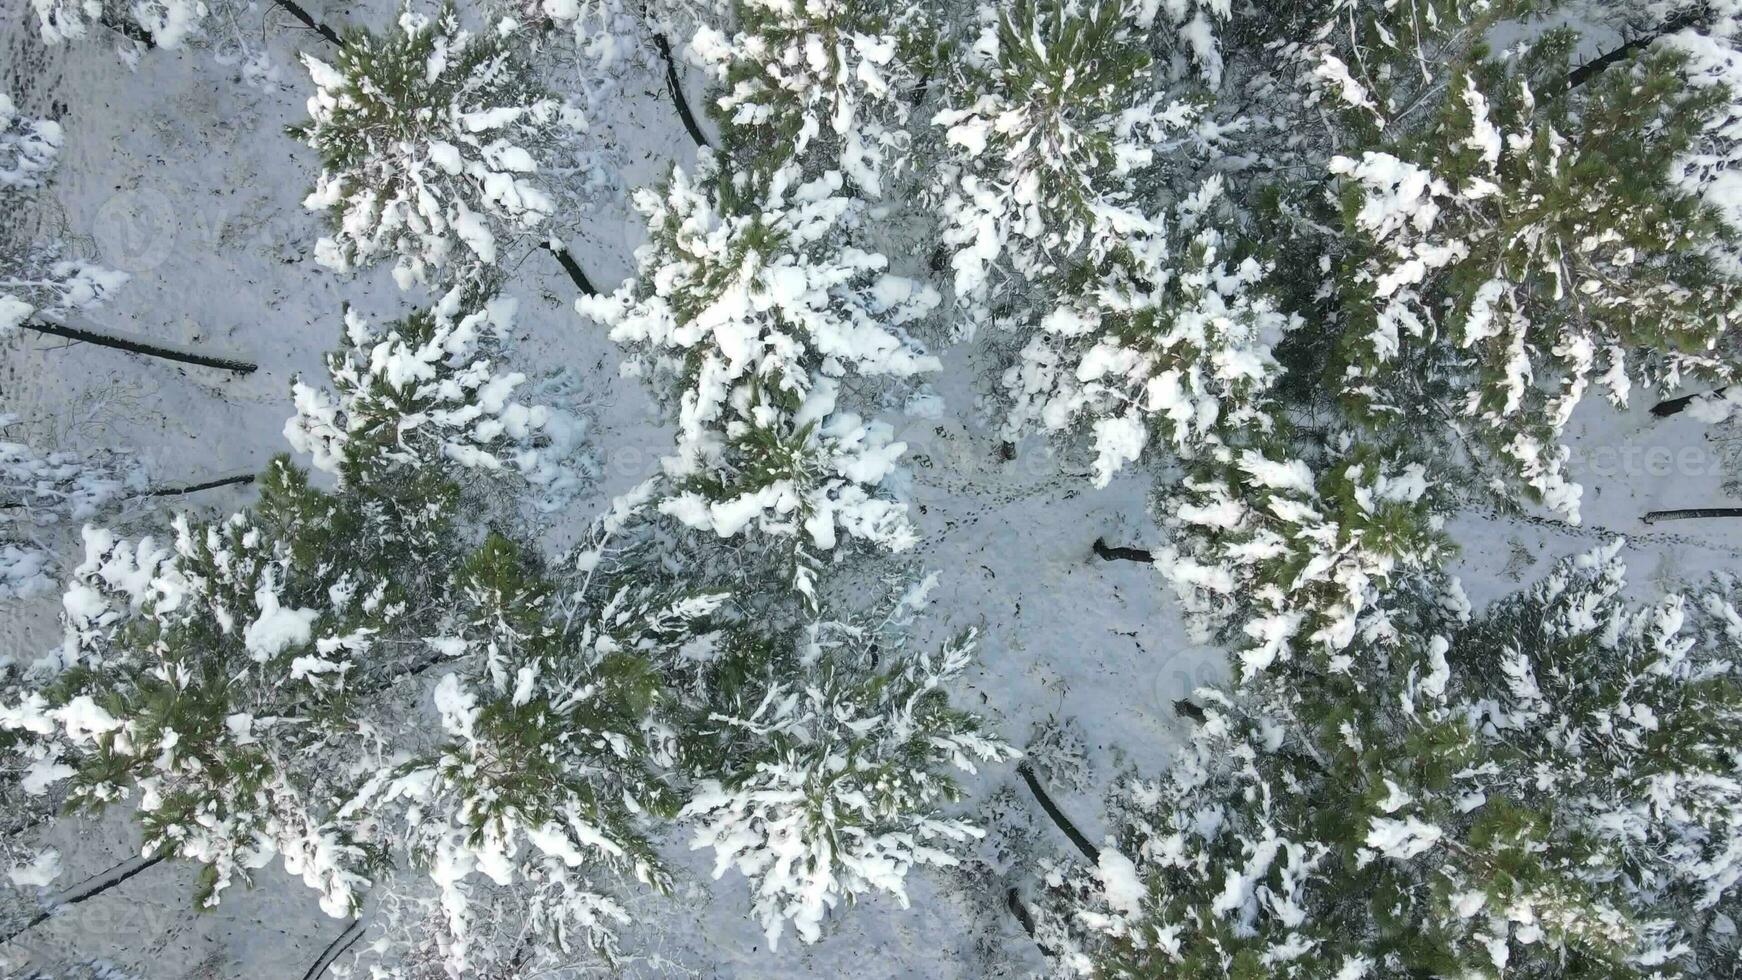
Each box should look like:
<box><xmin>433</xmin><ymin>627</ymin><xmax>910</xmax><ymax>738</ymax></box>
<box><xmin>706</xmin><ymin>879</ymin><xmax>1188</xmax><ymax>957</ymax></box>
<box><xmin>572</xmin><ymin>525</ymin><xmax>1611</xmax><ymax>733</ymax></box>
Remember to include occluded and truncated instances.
<box><xmin>0</xmin><ymin>291</ymin><xmax>567</xmax><ymax>922</ymax></box>
<box><xmin>669</xmin><ymin>574</ymin><xmax>1015</xmax><ymax>948</ymax></box>
<box><xmin>929</xmin><ymin>0</ymin><xmax>1172</xmax><ymax>313</ymax></box>
<box><xmin>924</xmin><ymin>1</ymin><xmax>1447</xmax><ymax>677</ymax></box>
<box><xmin>291</xmin><ymin>3</ymin><xmax>578</xmax><ymax>291</ymax></box>
<box><xmin>1038</xmin><ymin>544</ymin><xmax>1742</xmax><ymax>976</ymax></box>
<box><xmin>284</xmin><ymin>286</ymin><xmax>581</xmax><ymax>500</ymax></box>
<box><xmin>578</xmin><ymin>154</ymin><xmax>940</xmax><ymax>598</ymax></box>
<box><xmin>1312</xmin><ymin>3</ymin><xmax>1742</xmax><ymax>521</ymax></box>
<box><xmin>360</xmin><ymin>531</ymin><xmax>721</xmax><ymax>974</ymax></box>
<box><xmin>688</xmin><ymin>0</ymin><xmax>925</xmax><ymax>194</ymax></box>
<box><xmin>1</xmin><ymin>92</ymin><xmax>126</xmax><ymax>337</ymax></box>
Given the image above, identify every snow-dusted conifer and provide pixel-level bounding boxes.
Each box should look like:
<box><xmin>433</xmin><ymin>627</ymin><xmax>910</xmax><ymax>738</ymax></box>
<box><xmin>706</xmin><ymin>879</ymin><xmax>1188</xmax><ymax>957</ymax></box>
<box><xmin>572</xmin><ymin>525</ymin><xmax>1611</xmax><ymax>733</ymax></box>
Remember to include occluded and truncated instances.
<box><xmin>0</xmin><ymin>293</ymin><xmax>565</xmax><ymax>921</ymax></box>
<box><xmin>689</xmin><ymin>0</ymin><xmax>923</xmax><ymax>192</ymax></box>
<box><xmin>1041</xmin><ymin>545</ymin><xmax>1742</xmax><ymax>976</ymax></box>
<box><xmin>366</xmin><ymin>532</ymin><xmax>720</xmax><ymax>973</ymax></box>
<box><xmin>284</xmin><ymin>286</ymin><xmax>582</xmax><ymax>501</ymax></box>
<box><xmin>291</xmin><ymin>4</ymin><xmax>576</xmax><ymax>290</ymax></box>
<box><xmin>1318</xmin><ymin>8</ymin><xmax>1742</xmax><ymax>520</ymax></box>
<box><xmin>930</xmin><ymin>0</ymin><xmax>1172</xmax><ymax>311</ymax></box>
<box><xmin>998</xmin><ymin>179</ymin><xmax>1294</xmax><ymax>487</ymax></box>
<box><xmin>578</xmin><ymin>155</ymin><xmax>940</xmax><ymax>584</ymax></box>
<box><xmin>672</xmin><ymin>577</ymin><xmax>1014</xmax><ymax>947</ymax></box>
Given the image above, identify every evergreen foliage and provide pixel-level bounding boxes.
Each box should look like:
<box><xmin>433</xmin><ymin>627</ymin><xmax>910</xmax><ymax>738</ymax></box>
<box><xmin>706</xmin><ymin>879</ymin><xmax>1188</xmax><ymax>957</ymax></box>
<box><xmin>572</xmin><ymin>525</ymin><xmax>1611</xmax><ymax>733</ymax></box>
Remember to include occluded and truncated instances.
<box><xmin>292</xmin><ymin>3</ymin><xmax>576</xmax><ymax>290</ymax></box>
<box><xmin>1041</xmin><ymin>546</ymin><xmax>1742</xmax><ymax>977</ymax></box>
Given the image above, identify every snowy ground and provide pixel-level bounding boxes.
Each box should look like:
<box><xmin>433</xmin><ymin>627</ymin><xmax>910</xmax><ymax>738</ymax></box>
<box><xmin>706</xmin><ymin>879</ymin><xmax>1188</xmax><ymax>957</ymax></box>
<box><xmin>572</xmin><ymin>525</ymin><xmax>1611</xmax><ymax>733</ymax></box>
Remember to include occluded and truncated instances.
<box><xmin>3</xmin><ymin>1</ymin><xmax>1742</xmax><ymax>977</ymax></box>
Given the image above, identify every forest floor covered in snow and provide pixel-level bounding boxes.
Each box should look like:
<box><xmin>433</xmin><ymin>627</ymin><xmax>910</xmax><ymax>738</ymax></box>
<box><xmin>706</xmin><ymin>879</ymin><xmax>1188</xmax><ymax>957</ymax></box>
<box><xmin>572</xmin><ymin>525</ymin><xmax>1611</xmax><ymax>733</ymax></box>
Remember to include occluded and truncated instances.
<box><xmin>4</xmin><ymin>0</ymin><xmax>1742</xmax><ymax>976</ymax></box>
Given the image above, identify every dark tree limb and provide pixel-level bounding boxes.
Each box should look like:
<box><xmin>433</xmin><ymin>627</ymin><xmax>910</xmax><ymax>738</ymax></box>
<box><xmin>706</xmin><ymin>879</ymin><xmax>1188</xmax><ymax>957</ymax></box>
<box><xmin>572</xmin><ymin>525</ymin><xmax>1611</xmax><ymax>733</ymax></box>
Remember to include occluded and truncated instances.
<box><xmin>1005</xmin><ymin>886</ymin><xmax>1056</xmax><ymax>957</ymax></box>
<box><xmin>1</xmin><ymin>473</ymin><xmax>256</xmax><ymax>510</ymax></box>
<box><xmin>1644</xmin><ymin>507</ymin><xmax>1742</xmax><ymax>523</ymax></box>
<box><xmin>1016</xmin><ymin>761</ymin><xmax>1099</xmax><ymax>862</ymax></box>
<box><xmin>0</xmin><ymin>853</ymin><xmax>166</xmax><ymax>946</ymax></box>
<box><xmin>910</xmin><ymin>67</ymin><xmax>932</xmax><ymax>108</ymax></box>
<box><xmin>545</xmin><ymin>242</ymin><xmax>599</xmax><ymax>296</ymax></box>
<box><xmin>1092</xmin><ymin>538</ymin><xmax>1153</xmax><ymax>564</ymax></box>
<box><xmin>1652</xmin><ymin>385</ymin><xmax>1729</xmax><ymax>418</ymax></box>
<box><xmin>144</xmin><ymin>473</ymin><xmax>257</xmax><ymax>497</ymax></box>
<box><xmin>300</xmin><ymin>916</ymin><xmax>368</xmax><ymax>980</ymax></box>
<box><xmin>270</xmin><ymin>0</ymin><xmax>344</xmax><ymax>47</ymax></box>
<box><xmin>1568</xmin><ymin>12</ymin><xmax>1702</xmax><ymax>88</ymax></box>
<box><xmin>99</xmin><ymin>15</ymin><xmax>155</xmax><ymax>47</ymax></box>
<box><xmin>23</xmin><ymin>317</ymin><xmax>257</xmax><ymax>374</ymax></box>
<box><xmin>1173</xmin><ymin>698</ymin><xmax>1207</xmax><ymax>724</ymax></box>
<box><xmin>649</xmin><ymin>29</ymin><xmax>711</xmax><ymax>150</ymax></box>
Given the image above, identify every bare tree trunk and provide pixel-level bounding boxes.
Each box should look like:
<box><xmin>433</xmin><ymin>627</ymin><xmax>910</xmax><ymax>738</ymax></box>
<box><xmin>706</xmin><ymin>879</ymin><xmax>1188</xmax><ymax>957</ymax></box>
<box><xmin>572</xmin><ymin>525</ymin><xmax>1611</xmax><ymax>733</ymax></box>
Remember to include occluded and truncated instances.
<box><xmin>0</xmin><ymin>853</ymin><xmax>166</xmax><ymax>946</ymax></box>
<box><xmin>1092</xmin><ymin>538</ymin><xmax>1153</xmax><ymax>564</ymax></box>
<box><xmin>1652</xmin><ymin>385</ymin><xmax>1729</xmax><ymax>418</ymax></box>
<box><xmin>1016</xmin><ymin>761</ymin><xmax>1099</xmax><ymax>862</ymax></box>
<box><xmin>1005</xmin><ymin>886</ymin><xmax>1055</xmax><ymax>956</ymax></box>
<box><xmin>300</xmin><ymin>916</ymin><xmax>368</xmax><ymax>980</ymax></box>
<box><xmin>649</xmin><ymin>28</ymin><xmax>711</xmax><ymax>150</ymax></box>
<box><xmin>1568</xmin><ymin>11</ymin><xmax>1702</xmax><ymax>88</ymax></box>
<box><xmin>545</xmin><ymin>241</ymin><xmax>599</xmax><ymax>296</ymax></box>
<box><xmin>1644</xmin><ymin>507</ymin><xmax>1742</xmax><ymax>523</ymax></box>
<box><xmin>144</xmin><ymin>473</ymin><xmax>257</xmax><ymax>497</ymax></box>
<box><xmin>23</xmin><ymin>315</ymin><xmax>257</xmax><ymax>374</ymax></box>
<box><xmin>271</xmin><ymin>0</ymin><xmax>343</xmax><ymax>47</ymax></box>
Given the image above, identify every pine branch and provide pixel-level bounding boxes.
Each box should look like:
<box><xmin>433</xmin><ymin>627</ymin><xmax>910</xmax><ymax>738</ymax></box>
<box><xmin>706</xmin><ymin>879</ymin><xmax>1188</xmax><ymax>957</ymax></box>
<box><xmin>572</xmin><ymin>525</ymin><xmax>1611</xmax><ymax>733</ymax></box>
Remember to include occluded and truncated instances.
<box><xmin>22</xmin><ymin>315</ymin><xmax>257</xmax><ymax>374</ymax></box>
<box><xmin>1643</xmin><ymin>507</ymin><xmax>1742</xmax><ymax>523</ymax></box>
<box><xmin>0</xmin><ymin>853</ymin><xmax>166</xmax><ymax>946</ymax></box>
<box><xmin>1651</xmin><ymin>385</ymin><xmax>1729</xmax><ymax>417</ymax></box>
<box><xmin>1016</xmin><ymin>761</ymin><xmax>1098</xmax><ymax>861</ymax></box>
<box><xmin>300</xmin><ymin>915</ymin><xmax>367</xmax><ymax>980</ymax></box>
<box><xmin>1092</xmin><ymin>538</ymin><xmax>1153</xmax><ymax>564</ymax></box>
<box><xmin>270</xmin><ymin>0</ymin><xmax>343</xmax><ymax>47</ymax></box>
<box><xmin>544</xmin><ymin>241</ymin><xmax>599</xmax><ymax>296</ymax></box>
<box><xmin>1568</xmin><ymin>11</ymin><xmax>1702</xmax><ymax>89</ymax></box>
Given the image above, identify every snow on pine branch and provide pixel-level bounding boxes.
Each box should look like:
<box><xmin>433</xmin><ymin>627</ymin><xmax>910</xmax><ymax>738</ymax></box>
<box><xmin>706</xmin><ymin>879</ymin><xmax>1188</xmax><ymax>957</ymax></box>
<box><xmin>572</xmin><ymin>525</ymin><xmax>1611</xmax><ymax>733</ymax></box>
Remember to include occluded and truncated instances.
<box><xmin>31</xmin><ymin>0</ymin><xmax>208</xmax><ymax>48</ymax></box>
<box><xmin>688</xmin><ymin>0</ymin><xmax>921</xmax><ymax>193</ymax></box>
<box><xmin>999</xmin><ymin>177</ymin><xmax>1294</xmax><ymax>487</ymax></box>
<box><xmin>1042</xmin><ymin>545</ymin><xmax>1742</xmax><ymax>976</ymax></box>
<box><xmin>1325</xmin><ymin>39</ymin><xmax>1742</xmax><ymax>522</ymax></box>
<box><xmin>369</xmin><ymin>533</ymin><xmax>716</xmax><ymax>973</ymax></box>
<box><xmin>1</xmin><ymin>93</ymin><xmax>126</xmax><ymax>336</ymax></box>
<box><xmin>930</xmin><ymin>0</ymin><xmax>1209</xmax><ymax>314</ymax></box>
<box><xmin>0</xmin><ymin>415</ymin><xmax>145</xmax><ymax>599</ymax></box>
